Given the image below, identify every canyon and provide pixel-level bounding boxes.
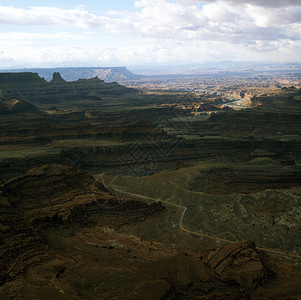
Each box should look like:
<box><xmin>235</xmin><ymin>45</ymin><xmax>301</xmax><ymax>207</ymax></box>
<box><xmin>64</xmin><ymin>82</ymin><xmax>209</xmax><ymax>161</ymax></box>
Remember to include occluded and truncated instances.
<box><xmin>0</xmin><ymin>72</ymin><xmax>301</xmax><ymax>299</ymax></box>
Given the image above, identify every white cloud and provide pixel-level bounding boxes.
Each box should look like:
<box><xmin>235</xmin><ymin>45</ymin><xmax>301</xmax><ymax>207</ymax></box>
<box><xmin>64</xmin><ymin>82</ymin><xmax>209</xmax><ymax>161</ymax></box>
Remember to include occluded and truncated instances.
<box><xmin>0</xmin><ymin>0</ymin><xmax>300</xmax><ymax>67</ymax></box>
<box><xmin>0</xmin><ymin>5</ymin><xmax>106</xmax><ymax>28</ymax></box>
<box><xmin>174</xmin><ymin>0</ymin><xmax>202</xmax><ymax>5</ymax></box>
<box><xmin>0</xmin><ymin>32</ymin><xmax>85</xmax><ymax>41</ymax></box>
<box><xmin>0</xmin><ymin>1</ymin><xmax>300</xmax><ymax>42</ymax></box>
<box><xmin>203</xmin><ymin>0</ymin><xmax>301</xmax><ymax>7</ymax></box>
<box><xmin>1</xmin><ymin>37</ymin><xmax>300</xmax><ymax>69</ymax></box>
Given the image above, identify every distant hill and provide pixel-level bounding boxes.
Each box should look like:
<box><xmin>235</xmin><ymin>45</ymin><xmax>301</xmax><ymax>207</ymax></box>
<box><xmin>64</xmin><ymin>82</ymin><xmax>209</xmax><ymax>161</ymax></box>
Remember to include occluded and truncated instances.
<box><xmin>0</xmin><ymin>67</ymin><xmax>143</xmax><ymax>82</ymax></box>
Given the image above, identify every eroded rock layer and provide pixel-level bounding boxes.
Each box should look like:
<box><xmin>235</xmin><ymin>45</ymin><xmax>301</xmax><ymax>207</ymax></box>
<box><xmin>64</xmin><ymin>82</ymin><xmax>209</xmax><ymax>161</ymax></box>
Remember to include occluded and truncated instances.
<box><xmin>0</xmin><ymin>164</ymin><xmax>164</xmax><ymax>286</ymax></box>
<box><xmin>188</xmin><ymin>165</ymin><xmax>301</xmax><ymax>194</ymax></box>
<box><xmin>0</xmin><ymin>164</ymin><xmax>279</xmax><ymax>299</ymax></box>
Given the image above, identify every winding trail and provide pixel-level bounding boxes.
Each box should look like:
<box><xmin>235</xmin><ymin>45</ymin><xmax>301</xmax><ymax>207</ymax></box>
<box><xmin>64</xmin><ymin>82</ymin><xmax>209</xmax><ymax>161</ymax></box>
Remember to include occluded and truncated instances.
<box><xmin>99</xmin><ymin>175</ymin><xmax>301</xmax><ymax>260</ymax></box>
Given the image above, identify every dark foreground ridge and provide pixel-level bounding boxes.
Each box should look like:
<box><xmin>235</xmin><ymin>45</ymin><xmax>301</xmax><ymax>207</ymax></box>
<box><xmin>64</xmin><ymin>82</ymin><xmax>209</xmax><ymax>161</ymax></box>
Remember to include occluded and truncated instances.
<box><xmin>0</xmin><ymin>164</ymin><xmax>278</xmax><ymax>299</ymax></box>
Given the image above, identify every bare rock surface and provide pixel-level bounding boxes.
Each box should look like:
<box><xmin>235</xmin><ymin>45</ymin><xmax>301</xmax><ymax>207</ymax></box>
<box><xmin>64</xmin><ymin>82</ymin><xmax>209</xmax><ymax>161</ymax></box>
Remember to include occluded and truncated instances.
<box><xmin>0</xmin><ymin>164</ymin><xmax>163</xmax><ymax>287</ymax></box>
<box><xmin>205</xmin><ymin>240</ymin><xmax>268</xmax><ymax>289</ymax></box>
<box><xmin>0</xmin><ymin>165</ymin><xmax>301</xmax><ymax>299</ymax></box>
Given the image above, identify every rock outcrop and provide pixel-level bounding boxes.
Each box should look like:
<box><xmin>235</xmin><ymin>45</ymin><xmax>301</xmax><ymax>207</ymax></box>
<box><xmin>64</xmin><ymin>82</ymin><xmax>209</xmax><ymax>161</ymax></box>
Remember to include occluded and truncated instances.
<box><xmin>50</xmin><ymin>72</ymin><xmax>66</xmax><ymax>83</ymax></box>
<box><xmin>142</xmin><ymin>240</ymin><xmax>270</xmax><ymax>299</ymax></box>
<box><xmin>0</xmin><ymin>164</ymin><xmax>164</xmax><ymax>286</ymax></box>
<box><xmin>188</xmin><ymin>164</ymin><xmax>301</xmax><ymax>194</ymax></box>
<box><xmin>205</xmin><ymin>240</ymin><xmax>269</xmax><ymax>290</ymax></box>
<box><xmin>0</xmin><ymin>95</ymin><xmax>41</xmax><ymax>115</ymax></box>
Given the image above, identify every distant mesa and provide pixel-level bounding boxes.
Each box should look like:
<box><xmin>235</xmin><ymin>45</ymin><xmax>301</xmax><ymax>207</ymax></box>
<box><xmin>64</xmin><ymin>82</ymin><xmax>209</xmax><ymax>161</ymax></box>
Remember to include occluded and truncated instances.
<box><xmin>0</xmin><ymin>66</ymin><xmax>143</xmax><ymax>82</ymax></box>
<box><xmin>75</xmin><ymin>76</ymin><xmax>103</xmax><ymax>83</ymax></box>
<box><xmin>0</xmin><ymin>72</ymin><xmax>47</xmax><ymax>86</ymax></box>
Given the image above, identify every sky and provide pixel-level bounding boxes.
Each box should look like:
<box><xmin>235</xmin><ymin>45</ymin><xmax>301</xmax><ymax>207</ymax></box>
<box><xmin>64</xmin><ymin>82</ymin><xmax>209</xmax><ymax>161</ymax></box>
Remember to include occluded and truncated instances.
<box><xmin>0</xmin><ymin>0</ymin><xmax>301</xmax><ymax>68</ymax></box>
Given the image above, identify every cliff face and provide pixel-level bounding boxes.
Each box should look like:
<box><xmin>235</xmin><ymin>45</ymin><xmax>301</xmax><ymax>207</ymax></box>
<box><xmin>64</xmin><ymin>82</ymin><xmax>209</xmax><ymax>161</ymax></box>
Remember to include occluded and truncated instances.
<box><xmin>0</xmin><ymin>72</ymin><xmax>47</xmax><ymax>85</ymax></box>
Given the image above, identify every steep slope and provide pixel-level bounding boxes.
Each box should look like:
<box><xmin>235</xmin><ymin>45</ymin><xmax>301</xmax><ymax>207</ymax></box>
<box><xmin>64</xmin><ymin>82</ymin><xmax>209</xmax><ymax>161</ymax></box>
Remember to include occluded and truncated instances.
<box><xmin>0</xmin><ymin>95</ymin><xmax>41</xmax><ymax>115</ymax></box>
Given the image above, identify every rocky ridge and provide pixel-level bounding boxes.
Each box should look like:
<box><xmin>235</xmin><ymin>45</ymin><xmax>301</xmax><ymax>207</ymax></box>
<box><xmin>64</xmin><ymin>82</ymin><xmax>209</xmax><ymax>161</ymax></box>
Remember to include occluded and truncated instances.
<box><xmin>0</xmin><ymin>72</ymin><xmax>138</xmax><ymax>105</ymax></box>
<box><xmin>0</xmin><ymin>164</ymin><xmax>164</xmax><ymax>286</ymax></box>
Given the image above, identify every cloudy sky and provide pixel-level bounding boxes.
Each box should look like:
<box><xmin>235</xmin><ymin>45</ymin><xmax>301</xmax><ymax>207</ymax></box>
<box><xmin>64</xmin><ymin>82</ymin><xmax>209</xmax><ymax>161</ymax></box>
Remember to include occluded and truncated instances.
<box><xmin>0</xmin><ymin>0</ymin><xmax>300</xmax><ymax>68</ymax></box>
